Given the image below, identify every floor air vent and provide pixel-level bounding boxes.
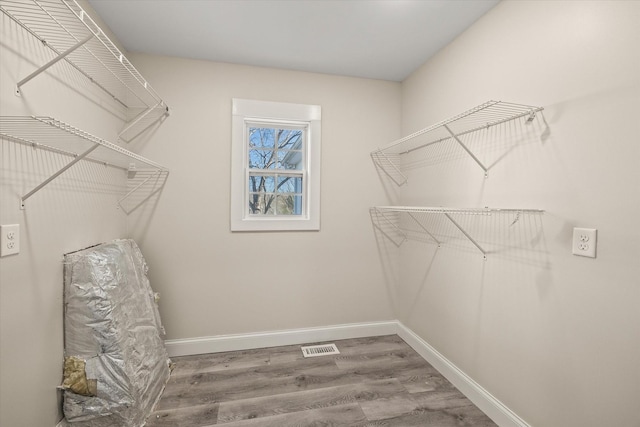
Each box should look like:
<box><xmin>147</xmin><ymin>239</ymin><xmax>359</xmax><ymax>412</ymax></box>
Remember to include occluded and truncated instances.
<box><xmin>301</xmin><ymin>343</ymin><xmax>340</xmax><ymax>358</ymax></box>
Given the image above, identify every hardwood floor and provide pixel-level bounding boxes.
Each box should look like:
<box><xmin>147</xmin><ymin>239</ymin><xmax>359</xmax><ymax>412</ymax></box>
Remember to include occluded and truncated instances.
<box><xmin>146</xmin><ymin>335</ymin><xmax>497</xmax><ymax>426</ymax></box>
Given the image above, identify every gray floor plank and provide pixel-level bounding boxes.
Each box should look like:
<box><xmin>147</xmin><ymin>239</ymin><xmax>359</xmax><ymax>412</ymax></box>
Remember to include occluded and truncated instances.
<box><xmin>217</xmin><ymin>403</ymin><xmax>368</xmax><ymax>427</ymax></box>
<box><xmin>359</xmin><ymin>389</ymin><xmax>479</xmax><ymax>420</ymax></box>
<box><xmin>171</xmin><ymin>350</ymin><xmax>271</xmax><ymax>377</ymax></box>
<box><xmin>356</xmin><ymin>403</ymin><xmax>499</xmax><ymax>426</ymax></box>
<box><xmin>167</xmin><ymin>356</ymin><xmax>336</xmax><ymax>387</ymax></box>
<box><xmin>399</xmin><ymin>371</ymin><xmax>457</xmax><ymax>393</ymax></box>
<box><xmin>217</xmin><ymin>378</ymin><xmax>406</xmax><ymax>423</ymax></box>
<box><xmin>333</xmin><ymin>348</ymin><xmax>428</xmax><ymax>371</ymax></box>
<box><xmin>145</xmin><ymin>403</ymin><xmax>219</xmax><ymax>427</ymax></box>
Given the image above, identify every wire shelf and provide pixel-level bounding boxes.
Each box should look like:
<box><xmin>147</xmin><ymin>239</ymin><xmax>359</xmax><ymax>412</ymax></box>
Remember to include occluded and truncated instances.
<box><xmin>371</xmin><ymin>100</ymin><xmax>544</xmax><ymax>183</ymax></box>
<box><xmin>0</xmin><ymin>116</ymin><xmax>168</xmax><ymax>208</ymax></box>
<box><xmin>370</xmin><ymin>206</ymin><xmax>545</xmax><ymax>259</ymax></box>
<box><xmin>373</xmin><ymin>206</ymin><xmax>544</xmax><ymax>215</ymax></box>
<box><xmin>0</xmin><ymin>0</ymin><xmax>169</xmax><ymax>141</ymax></box>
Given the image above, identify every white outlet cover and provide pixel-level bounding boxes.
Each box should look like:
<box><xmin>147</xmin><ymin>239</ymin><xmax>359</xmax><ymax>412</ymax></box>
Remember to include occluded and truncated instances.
<box><xmin>0</xmin><ymin>224</ymin><xmax>20</xmax><ymax>257</ymax></box>
<box><xmin>572</xmin><ymin>227</ymin><xmax>597</xmax><ymax>258</ymax></box>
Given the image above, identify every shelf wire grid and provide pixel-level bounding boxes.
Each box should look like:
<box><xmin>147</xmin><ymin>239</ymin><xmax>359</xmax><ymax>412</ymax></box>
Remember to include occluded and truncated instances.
<box><xmin>0</xmin><ymin>0</ymin><xmax>168</xmax><ymax>134</ymax></box>
<box><xmin>370</xmin><ymin>206</ymin><xmax>545</xmax><ymax>257</ymax></box>
<box><xmin>371</xmin><ymin>101</ymin><xmax>544</xmax><ymax>183</ymax></box>
<box><xmin>0</xmin><ymin>116</ymin><xmax>167</xmax><ymax>171</ymax></box>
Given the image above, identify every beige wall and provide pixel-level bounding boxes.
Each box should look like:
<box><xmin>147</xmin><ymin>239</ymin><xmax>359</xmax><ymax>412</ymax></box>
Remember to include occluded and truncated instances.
<box><xmin>396</xmin><ymin>1</ymin><xmax>640</xmax><ymax>426</ymax></box>
<box><xmin>126</xmin><ymin>54</ymin><xmax>400</xmax><ymax>339</ymax></box>
<box><xmin>0</xmin><ymin>2</ymin><xmax>130</xmax><ymax>426</ymax></box>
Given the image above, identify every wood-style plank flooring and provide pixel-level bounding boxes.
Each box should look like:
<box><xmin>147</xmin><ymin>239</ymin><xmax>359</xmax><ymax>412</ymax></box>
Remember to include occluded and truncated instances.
<box><xmin>146</xmin><ymin>335</ymin><xmax>498</xmax><ymax>426</ymax></box>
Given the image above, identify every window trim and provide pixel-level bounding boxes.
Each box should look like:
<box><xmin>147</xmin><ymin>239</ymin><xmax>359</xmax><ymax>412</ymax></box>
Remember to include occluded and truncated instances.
<box><xmin>231</xmin><ymin>99</ymin><xmax>321</xmax><ymax>231</ymax></box>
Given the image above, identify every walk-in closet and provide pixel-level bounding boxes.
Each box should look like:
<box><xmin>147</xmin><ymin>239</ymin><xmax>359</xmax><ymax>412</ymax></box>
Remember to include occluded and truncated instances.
<box><xmin>1</xmin><ymin>1</ymin><xmax>638</xmax><ymax>426</ymax></box>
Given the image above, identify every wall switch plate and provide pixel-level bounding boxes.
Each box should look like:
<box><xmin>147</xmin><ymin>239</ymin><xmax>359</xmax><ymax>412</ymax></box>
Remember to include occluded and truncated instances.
<box><xmin>572</xmin><ymin>227</ymin><xmax>596</xmax><ymax>258</ymax></box>
<box><xmin>0</xmin><ymin>224</ymin><xmax>20</xmax><ymax>257</ymax></box>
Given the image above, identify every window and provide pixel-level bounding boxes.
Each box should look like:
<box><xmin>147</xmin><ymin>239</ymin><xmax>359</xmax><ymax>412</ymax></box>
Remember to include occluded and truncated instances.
<box><xmin>247</xmin><ymin>125</ymin><xmax>304</xmax><ymax>216</ymax></box>
<box><xmin>231</xmin><ymin>99</ymin><xmax>321</xmax><ymax>231</ymax></box>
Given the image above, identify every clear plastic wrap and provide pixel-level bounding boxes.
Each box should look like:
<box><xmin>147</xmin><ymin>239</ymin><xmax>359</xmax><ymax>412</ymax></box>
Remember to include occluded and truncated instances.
<box><xmin>61</xmin><ymin>239</ymin><xmax>170</xmax><ymax>426</ymax></box>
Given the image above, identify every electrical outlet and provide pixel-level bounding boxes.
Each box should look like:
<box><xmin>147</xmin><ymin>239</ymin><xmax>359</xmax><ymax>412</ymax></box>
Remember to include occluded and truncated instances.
<box><xmin>572</xmin><ymin>227</ymin><xmax>596</xmax><ymax>258</ymax></box>
<box><xmin>0</xmin><ymin>224</ymin><xmax>20</xmax><ymax>257</ymax></box>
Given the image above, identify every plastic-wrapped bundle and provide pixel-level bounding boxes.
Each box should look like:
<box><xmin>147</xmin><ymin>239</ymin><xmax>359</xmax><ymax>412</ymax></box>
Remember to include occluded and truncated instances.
<box><xmin>61</xmin><ymin>239</ymin><xmax>170</xmax><ymax>426</ymax></box>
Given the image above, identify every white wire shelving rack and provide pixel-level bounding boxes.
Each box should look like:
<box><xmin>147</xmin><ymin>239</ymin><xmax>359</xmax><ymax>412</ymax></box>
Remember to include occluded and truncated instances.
<box><xmin>0</xmin><ymin>116</ymin><xmax>169</xmax><ymax>210</ymax></box>
<box><xmin>0</xmin><ymin>0</ymin><xmax>169</xmax><ymax>142</ymax></box>
<box><xmin>371</xmin><ymin>100</ymin><xmax>544</xmax><ymax>184</ymax></box>
<box><xmin>370</xmin><ymin>206</ymin><xmax>545</xmax><ymax>259</ymax></box>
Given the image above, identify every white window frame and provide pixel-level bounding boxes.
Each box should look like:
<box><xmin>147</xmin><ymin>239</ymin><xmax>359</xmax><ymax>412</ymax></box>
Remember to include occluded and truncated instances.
<box><xmin>231</xmin><ymin>99</ymin><xmax>321</xmax><ymax>231</ymax></box>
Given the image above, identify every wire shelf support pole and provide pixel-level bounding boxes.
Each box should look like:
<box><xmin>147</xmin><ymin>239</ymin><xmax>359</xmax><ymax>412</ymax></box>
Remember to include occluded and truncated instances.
<box><xmin>15</xmin><ymin>33</ymin><xmax>94</xmax><ymax>96</ymax></box>
<box><xmin>443</xmin><ymin>211</ymin><xmax>487</xmax><ymax>259</ymax></box>
<box><xmin>20</xmin><ymin>142</ymin><xmax>100</xmax><ymax>209</ymax></box>
<box><xmin>443</xmin><ymin>124</ymin><xmax>489</xmax><ymax>178</ymax></box>
<box><xmin>406</xmin><ymin>212</ymin><xmax>441</xmax><ymax>247</ymax></box>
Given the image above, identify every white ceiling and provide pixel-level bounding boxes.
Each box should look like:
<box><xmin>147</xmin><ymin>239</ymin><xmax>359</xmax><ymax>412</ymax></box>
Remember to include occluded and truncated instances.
<box><xmin>88</xmin><ymin>0</ymin><xmax>499</xmax><ymax>82</ymax></box>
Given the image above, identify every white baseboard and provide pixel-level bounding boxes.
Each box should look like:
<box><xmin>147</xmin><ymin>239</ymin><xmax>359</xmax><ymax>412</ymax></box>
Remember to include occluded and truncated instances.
<box><xmin>164</xmin><ymin>320</ymin><xmax>399</xmax><ymax>357</ymax></box>
<box><xmin>163</xmin><ymin>320</ymin><xmax>528</xmax><ymax>427</ymax></box>
<box><xmin>396</xmin><ymin>323</ymin><xmax>530</xmax><ymax>427</ymax></box>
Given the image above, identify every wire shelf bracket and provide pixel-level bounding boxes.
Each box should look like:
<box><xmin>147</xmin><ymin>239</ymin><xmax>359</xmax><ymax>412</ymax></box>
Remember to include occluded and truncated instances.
<box><xmin>370</xmin><ymin>150</ymin><xmax>407</xmax><ymax>186</ymax></box>
<box><xmin>371</xmin><ymin>100</ymin><xmax>544</xmax><ymax>184</ymax></box>
<box><xmin>117</xmin><ymin>169</ymin><xmax>161</xmax><ymax>209</ymax></box>
<box><xmin>0</xmin><ymin>0</ymin><xmax>169</xmax><ymax>142</ymax></box>
<box><xmin>0</xmin><ymin>116</ymin><xmax>169</xmax><ymax>210</ymax></box>
<box><xmin>370</xmin><ymin>207</ymin><xmax>407</xmax><ymax>247</ymax></box>
<box><xmin>118</xmin><ymin>101</ymin><xmax>169</xmax><ymax>143</ymax></box>
<box><xmin>370</xmin><ymin>206</ymin><xmax>545</xmax><ymax>259</ymax></box>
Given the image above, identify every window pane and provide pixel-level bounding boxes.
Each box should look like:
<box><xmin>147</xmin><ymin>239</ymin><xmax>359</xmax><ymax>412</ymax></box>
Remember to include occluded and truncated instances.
<box><xmin>248</xmin><ymin>192</ymin><xmax>275</xmax><ymax>215</ymax></box>
<box><xmin>276</xmin><ymin>129</ymin><xmax>303</xmax><ymax>150</ymax></box>
<box><xmin>277</xmin><ymin>150</ymin><xmax>303</xmax><ymax>170</ymax></box>
<box><xmin>249</xmin><ymin>175</ymin><xmax>275</xmax><ymax>192</ymax></box>
<box><xmin>248</xmin><ymin>175</ymin><xmax>302</xmax><ymax>216</ymax></box>
<box><xmin>249</xmin><ymin>149</ymin><xmax>275</xmax><ymax>169</ymax></box>
<box><xmin>249</xmin><ymin>127</ymin><xmax>304</xmax><ymax>170</ymax></box>
<box><xmin>277</xmin><ymin>176</ymin><xmax>302</xmax><ymax>193</ymax></box>
<box><xmin>276</xmin><ymin>195</ymin><xmax>303</xmax><ymax>215</ymax></box>
<box><xmin>249</xmin><ymin>128</ymin><xmax>275</xmax><ymax>148</ymax></box>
